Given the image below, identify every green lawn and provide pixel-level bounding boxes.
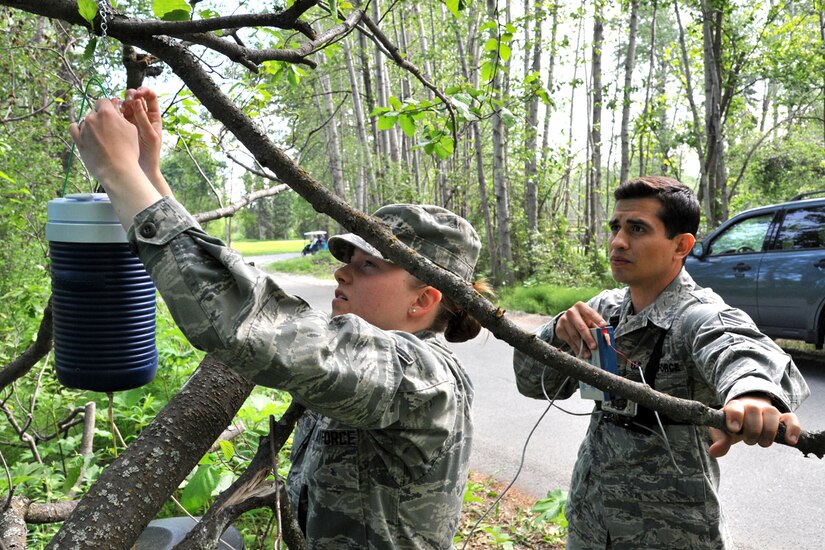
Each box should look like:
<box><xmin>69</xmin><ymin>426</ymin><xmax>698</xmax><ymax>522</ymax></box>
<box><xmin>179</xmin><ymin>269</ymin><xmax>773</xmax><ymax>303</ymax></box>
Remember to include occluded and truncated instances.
<box><xmin>231</xmin><ymin>239</ymin><xmax>305</xmax><ymax>255</ymax></box>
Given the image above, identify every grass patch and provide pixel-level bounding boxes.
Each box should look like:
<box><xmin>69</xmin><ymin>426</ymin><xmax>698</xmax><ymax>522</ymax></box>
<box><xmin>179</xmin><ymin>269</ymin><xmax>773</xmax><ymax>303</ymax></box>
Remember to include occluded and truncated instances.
<box><xmin>261</xmin><ymin>250</ymin><xmax>340</xmax><ymax>279</ymax></box>
<box><xmin>232</xmin><ymin>239</ymin><xmax>305</xmax><ymax>255</ymax></box>
<box><xmin>498</xmin><ymin>284</ymin><xmax>604</xmax><ymax>316</ymax></box>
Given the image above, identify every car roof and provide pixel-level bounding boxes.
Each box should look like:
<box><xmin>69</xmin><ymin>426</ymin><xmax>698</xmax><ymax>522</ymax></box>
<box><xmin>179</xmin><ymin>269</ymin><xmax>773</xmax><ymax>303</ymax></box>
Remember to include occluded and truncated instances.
<box><xmin>730</xmin><ymin>193</ymin><xmax>825</xmax><ymax>219</ymax></box>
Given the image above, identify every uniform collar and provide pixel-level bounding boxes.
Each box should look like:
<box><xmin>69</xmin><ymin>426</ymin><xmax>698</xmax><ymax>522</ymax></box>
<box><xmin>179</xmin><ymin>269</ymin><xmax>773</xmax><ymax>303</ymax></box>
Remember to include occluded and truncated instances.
<box><xmin>618</xmin><ymin>268</ymin><xmax>695</xmax><ymax>333</ymax></box>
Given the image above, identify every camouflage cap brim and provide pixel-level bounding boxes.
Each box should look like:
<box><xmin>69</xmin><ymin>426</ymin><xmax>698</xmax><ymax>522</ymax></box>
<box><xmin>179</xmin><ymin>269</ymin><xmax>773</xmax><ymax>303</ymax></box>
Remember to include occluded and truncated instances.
<box><xmin>327</xmin><ymin>233</ymin><xmax>384</xmax><ymax>264</ymax></box>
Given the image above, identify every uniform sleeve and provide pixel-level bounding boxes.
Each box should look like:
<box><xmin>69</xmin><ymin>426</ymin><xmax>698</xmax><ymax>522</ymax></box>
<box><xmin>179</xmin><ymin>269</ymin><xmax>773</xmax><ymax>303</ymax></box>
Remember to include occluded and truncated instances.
<box><xmin>512</xmin><ymin>314</ymin><xmax>580</xmax><ymax>400</ymax></box>
<box><xmin>682</xmin><ymin>301</ymin><xmax>810</xmax><ymax>412</ymax></box>
<box><xmin>128</xmin><ymin>197</ymin><xmax>450</xmax><ymax>428</ymax></box>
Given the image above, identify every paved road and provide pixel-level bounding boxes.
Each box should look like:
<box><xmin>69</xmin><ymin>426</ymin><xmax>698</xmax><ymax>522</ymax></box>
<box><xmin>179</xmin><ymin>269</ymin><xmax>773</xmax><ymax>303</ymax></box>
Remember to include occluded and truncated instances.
<box><xmin>259</xmin><ymin>266</ymin><xmax>825</xmax><ymax>550</ymax></box>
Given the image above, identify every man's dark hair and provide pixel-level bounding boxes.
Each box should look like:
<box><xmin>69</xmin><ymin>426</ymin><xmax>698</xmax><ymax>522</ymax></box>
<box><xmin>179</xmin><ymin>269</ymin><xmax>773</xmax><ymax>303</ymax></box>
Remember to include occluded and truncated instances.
<box><xmin>614</xmin><ymin>176</ymin><xmax>700</xmax><ymax>237</ymax></box>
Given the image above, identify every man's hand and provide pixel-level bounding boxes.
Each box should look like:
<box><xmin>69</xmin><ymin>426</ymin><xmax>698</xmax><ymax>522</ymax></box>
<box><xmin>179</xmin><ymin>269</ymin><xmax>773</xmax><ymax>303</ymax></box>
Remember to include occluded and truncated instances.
<box><xmin>709</xmin><ymin>394</ymin><xmax>801</xmax><ymax>458</ymax></box>
<box><xmin>555</xmin><ymin>302</ymin><xmax>607</xmax><ymax>359</ymax></box>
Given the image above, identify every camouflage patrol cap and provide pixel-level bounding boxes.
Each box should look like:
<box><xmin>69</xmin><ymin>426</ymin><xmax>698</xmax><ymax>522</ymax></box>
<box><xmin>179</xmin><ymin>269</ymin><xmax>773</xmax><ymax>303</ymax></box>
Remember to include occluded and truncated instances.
<box><xmin>328</xmin><ymin>204</ymin><xmax>481</xmax><ymax>281</ymax></box>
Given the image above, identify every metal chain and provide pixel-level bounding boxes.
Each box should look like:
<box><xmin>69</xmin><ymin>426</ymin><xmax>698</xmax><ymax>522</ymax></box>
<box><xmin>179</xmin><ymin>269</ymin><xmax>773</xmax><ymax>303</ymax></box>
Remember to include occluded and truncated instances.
<box><xmin>97</xmin><ymin>0</ymin><xmax>108</xmax><ymax>39</ymax></box>
<box><xmin>95</xmin><ymin>0</ymin><xmax>116</xmax><ymax>91</ymax></box>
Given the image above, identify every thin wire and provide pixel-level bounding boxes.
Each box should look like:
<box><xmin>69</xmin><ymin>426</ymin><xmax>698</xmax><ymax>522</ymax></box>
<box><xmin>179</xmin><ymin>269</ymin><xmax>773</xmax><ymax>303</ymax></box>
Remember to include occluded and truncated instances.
<box><xmin>605</xmin><ymin>336</ymin><xmax>683</xmax><ymax>473</ymax></box>
<box><xmin>460</xmin><ymin>373</ymin><xmax>572</xmax><ymax>550</ymax></box>
<box><xmin>61</xmin><ymin>77</ymin><xmax>109</xmax><ymax>197</ymax></box>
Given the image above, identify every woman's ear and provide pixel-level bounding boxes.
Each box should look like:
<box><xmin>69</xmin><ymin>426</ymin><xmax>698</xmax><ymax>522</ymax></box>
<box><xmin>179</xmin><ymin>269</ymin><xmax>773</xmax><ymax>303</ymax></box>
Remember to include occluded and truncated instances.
<box><xmin>409</xmin><ymin>286</ymin><xmax>442</xmax><ymax>318</ymax></box>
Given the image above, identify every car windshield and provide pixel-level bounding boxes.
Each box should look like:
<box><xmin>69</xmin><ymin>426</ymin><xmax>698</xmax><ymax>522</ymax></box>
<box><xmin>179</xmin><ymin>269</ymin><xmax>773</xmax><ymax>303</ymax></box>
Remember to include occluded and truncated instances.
<box><xmin>707</xmin><ymin>214</ymin><xmax>772</xmax><ymax>255</ymax></box>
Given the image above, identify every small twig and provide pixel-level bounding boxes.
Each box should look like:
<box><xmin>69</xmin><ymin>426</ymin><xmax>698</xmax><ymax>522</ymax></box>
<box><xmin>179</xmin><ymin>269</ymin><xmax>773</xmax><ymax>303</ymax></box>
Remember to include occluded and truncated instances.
<box><xmin>269</xmin><ymin>415</ymin><xmax>282</xmax><ymax>549</ymax></box>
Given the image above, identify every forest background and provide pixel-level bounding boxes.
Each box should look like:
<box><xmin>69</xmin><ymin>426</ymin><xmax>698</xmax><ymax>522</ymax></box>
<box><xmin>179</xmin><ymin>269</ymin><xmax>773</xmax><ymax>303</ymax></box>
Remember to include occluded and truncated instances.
<box><xmin>0</xmin><ymin>0</ymin><xmax>824</xmax><ymax>547</ymax></box>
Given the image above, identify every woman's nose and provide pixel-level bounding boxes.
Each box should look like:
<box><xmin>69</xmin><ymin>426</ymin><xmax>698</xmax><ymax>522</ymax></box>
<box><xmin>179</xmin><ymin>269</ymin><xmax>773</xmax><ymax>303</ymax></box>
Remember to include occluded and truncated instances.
<box><xmin>334</xmin><ymin>263</ymin><xmax>350</xmax><ymax>283</ymax></box>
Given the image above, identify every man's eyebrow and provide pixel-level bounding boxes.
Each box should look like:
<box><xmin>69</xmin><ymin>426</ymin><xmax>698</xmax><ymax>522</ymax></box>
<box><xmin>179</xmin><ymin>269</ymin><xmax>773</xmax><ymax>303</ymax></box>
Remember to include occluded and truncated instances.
<box><xmin>609</xmin><ymin>216</ymin><xmax>653</xmax><ymax>228</ymax></box>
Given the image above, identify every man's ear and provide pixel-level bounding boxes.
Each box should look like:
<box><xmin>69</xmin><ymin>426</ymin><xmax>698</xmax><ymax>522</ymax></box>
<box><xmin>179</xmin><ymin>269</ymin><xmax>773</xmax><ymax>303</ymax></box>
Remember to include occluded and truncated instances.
<box><xmin>410</xmin><ymin>286</ymin><xmax>442</xmax><ymax>318</ymax></box>
<box><xmin>674</xmin><ymin>233</ymin><xmax>696</xmax><ymax>260</ymax></box>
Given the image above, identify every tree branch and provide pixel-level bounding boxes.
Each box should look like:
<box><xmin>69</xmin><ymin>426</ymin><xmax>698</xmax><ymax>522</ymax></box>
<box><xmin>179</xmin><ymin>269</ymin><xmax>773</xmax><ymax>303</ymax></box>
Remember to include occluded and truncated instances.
<box><xmin>100</xmin><ymin>23</ymin><xmax>825</xmax><ymax>459</ymax></box>
<box><xmin>194</xmin><ymin>184</ymin><xmax>291</xmax><ymax>223</ymax></box>
<box><xmin>175</xmin><ymin>402</ymin><xmax>306</xmax><ymax>550</ymax></box>
<box><xmin>0</xmin><ymin>299</ymin><xmax>53</xmax><ymax>391</ymax></box>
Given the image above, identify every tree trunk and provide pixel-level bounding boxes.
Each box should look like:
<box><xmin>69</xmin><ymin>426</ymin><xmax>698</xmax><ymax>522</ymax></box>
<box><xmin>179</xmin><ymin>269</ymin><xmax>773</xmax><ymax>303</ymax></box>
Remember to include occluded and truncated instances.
<box><xmin>673</xmin><ymin>0</ymin><xmax>708</xmax><ymax>214</ymax></box>
<box><xmin>47</xmin><ymin>356</ymin><xmax>254</xmax><ymax>549</ymax></box>
<box><xmin>343</xmin><ymin>38</ymin><xmax>377</xmax><ymax>212</ymax></box>
<box><xmin>701</xmin><ymin>0</ymin><xmax>728</xmax><ymax>226</ymax></box>
<box><xmin>619</xmin><ymin>0</ymin><xmax>639</xmax><ymax>185</ymax></box>
<box><xmin>487</xmin><ymin>0</ymin><xmax>514</xmax><ymax>286</ymax></box>
<box><xmin>638</xmin><ymin>0</ymin><xmax>658</xmax><ymax>177</ymax></box>
<box><xmin>524</xmin><ymin>1</ymin><xmax>542</xmax><ymax>234</ymax></box>
<box><xmin>587</xmin><ymin>0</ymin><xmax>604</xmax><ymax>253</ymax></box>
<box><xmin>315</xmin><ymin>76</ymin><xmax>348</xmax><ymax>201</ymax></box>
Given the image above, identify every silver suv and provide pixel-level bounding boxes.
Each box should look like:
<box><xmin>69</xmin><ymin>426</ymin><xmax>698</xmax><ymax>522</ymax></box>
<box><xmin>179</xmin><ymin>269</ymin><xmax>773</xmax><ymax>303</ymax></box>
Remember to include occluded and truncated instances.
<box><xmin>686</xmin><ymin>192</ymin><xmax>825</xmax><ymax>349</ymax></box>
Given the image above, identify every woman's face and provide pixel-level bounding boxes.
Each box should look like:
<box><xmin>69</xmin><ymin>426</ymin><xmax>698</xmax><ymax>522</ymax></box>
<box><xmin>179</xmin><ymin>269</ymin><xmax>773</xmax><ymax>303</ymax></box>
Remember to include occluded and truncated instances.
<box><xmin>331</xmin><ymin>248</ymin><xmax>423</xmax><ymax>330</ymax></box>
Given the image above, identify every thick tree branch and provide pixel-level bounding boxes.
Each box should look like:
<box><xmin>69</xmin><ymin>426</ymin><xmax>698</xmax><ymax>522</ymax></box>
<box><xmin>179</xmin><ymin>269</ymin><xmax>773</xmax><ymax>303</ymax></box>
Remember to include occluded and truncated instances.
<box><xmin>47</xmin><ymin>355</ymin><xmax>255</xmax><ymax>549</ymax></box>
<box><xmin>0</xmin><ymin>300</ymin><xmax>52</xmax><ymax>391</ymax></box>
<box><xmin>98</xmin><ymin>24</ymin><xmax>823</xmax><ymax>459</ymax></box>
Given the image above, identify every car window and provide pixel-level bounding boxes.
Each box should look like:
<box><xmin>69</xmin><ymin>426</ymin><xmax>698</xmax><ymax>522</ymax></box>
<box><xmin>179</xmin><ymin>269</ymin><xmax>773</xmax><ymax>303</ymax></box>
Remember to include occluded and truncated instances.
<box><xmin>707</xmin><ymin>214</ymin><xmax>773</xmax><ymax>256</ymax></box>
<box><xmin>773</xmin><ymin>205</ymin><xmax>825</xmax><ymax>250</ymax></box>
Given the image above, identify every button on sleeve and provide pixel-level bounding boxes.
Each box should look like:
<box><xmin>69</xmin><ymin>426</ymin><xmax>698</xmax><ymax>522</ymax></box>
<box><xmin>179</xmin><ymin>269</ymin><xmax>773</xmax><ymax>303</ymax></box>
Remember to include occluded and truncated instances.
<box><xmin>139</xmin><ymin>222</ymin><xmax>157</xmax><ymax>238</ymax></box>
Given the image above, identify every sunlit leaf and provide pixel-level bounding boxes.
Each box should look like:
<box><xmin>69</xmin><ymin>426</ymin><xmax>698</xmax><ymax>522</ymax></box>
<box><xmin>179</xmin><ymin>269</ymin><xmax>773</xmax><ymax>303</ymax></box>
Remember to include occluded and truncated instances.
<box><xmin>153</xmin><ymin>0</ymin><xmax>191</xmax><ymax>21</ymax></box>
<box><xmin>377</xmin><ymin>114</ymin><xmax>397</xmax><ymax>131</ymax></box>
<box><xmin>398</xmin><ymin>114</ymin><xmax>416</xmax><ymax>137</ymax></box>
<box><xmin>78</xmin><ymin>0</ymin><xmax>98</xmax><ymax>25</ymax></box>
<box><xmin>180</xmin><ymin>464</ymin><xmax>221</xmax><ymax>513</ymax></box>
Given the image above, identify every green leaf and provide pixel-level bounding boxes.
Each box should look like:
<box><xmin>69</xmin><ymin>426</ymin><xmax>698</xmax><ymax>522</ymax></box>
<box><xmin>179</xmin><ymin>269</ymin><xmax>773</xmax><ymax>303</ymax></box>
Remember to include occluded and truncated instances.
<box><xmin>499</xmin><ymin>43</ymin><xmax>511</xmax><ymax>63</ymax></box>
<box><xmin>0</xmin><ymin>170</ymin><xmax>15</xmax><ymax>183</ymax></box>
<box><xmin>82</xmin><ymin>37</ymin><xmax>98</xmax><ymax>60</ymax></box>
<box><xmin>153</xmin><ymin>0</ymin><xmax>192</xmax><ymax>21</ymax></box>
<box><xmin>388</xmin><ymin>96</ymin><xmax>403</xmax><ymax>110</ymax></box>
<box><xmin>78</xmin><ymin>0</ymin><xmax>98</xmax><ymax>25</ymax></box>
<box><xmin>180</xmin><ymin>464</ymin><xmax>221</xmax><ymax>513</ymax></box>
<box><xmin>445</xmin><ymin>0</ymin><xmax>461</xmax><ymax>18</ymax></box>
<box><xmin>484</xmin><ymin>38</ymin><xmax>500</xmax><ymax>52</ymax></box>
<box><xmin>218</xmin><ymin>440</ymin><xmax>235</xmax><ymax>462</ymax></box>
<box><xmin>500</xmin><ymin>107</ymin><xmax>517</xmax><ymax>128</ymax></box>
<box><xmin>480</xmin><ymin>60</ymin><xmax>497</xmax><ymax>81</ymax></box>
<box><xmin>398</xmin><ymin>114</ymin><xmax>416</xmax><ymax>137</ymax></box>
<box><xmin>377</xmin><ymin>114</ymin><xmax>397</xmax><ymax>131</ymax></box>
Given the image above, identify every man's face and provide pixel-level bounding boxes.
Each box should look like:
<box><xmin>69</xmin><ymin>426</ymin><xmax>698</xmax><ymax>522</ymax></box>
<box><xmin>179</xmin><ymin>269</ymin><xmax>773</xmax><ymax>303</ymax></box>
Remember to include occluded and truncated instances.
<box><xmin>331</xmin><ymin>248</ymin><xmax>421</xmax><ymax>330</ymax></box>
<box><xmin>608</xmin><ymin>198</ymin><xmax>685</xmax><ymax>292</ymax></box>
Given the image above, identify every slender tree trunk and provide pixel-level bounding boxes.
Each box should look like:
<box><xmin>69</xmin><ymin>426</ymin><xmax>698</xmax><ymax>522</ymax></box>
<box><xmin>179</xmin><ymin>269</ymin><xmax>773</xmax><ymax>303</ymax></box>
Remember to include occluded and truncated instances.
<box><xmin>638</xmin><ymin>0</ymin><xmax>658</xmax><ymax>177</ymax></box>
<box><xmin>587</xmin><ymin>0</ymin><xmax>604</xmax><ymax>253</ymax></box>
<box><xmin>315</xmin><ymin>77</ymin><xmax>347</xmax><ymax>201</ymax></box>
<box><xmin>674</xmin><ymin>0</ymin><xmax>708</xmax><ymax>213</ymax></box>
<box><xmin>619</xmin><ymin>0</ymin><xmax>639</xmax><ymax>184</ymax></box>
<box><xmin>343</xmin><ymin>39</ymin><xmax>377</xmax><ymax>212</ymax></box>
<box><xmin>701</xmin><ymin>0</ymin><xmax>728</xmax><ymax>226</ymax></box>
<box><xmin>487</xmin><ymin>0</ymin><xmax>514</xmax><ymax>286</ymax></box>
<box><xmin>524</xmin><ymin>2</ymin><xmax>543</xmax><ymax>234</ymax></box>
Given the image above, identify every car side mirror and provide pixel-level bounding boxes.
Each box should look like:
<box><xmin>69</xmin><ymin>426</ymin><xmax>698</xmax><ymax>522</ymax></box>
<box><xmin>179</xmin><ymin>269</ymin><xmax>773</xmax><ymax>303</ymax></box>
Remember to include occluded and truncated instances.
<box><xmin>691</xmin><ymin>241</ymin><xmax>705</xmax><ymax>257</ymax></box>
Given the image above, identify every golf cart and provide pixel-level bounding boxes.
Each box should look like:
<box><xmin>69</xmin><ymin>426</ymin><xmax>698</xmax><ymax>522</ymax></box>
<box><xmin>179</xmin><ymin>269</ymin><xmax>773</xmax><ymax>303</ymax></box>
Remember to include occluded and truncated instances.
<box><xmin>301</xmin><ymin>231</ymin><xmax>328</xmax><ymax>256</ymax></box>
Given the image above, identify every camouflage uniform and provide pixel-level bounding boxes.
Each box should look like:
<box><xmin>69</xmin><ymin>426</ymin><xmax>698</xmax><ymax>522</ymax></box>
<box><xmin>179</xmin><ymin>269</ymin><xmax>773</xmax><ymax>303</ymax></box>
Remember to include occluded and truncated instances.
<box><xmin>513</xmin><ymin>269</ymin><xmax>809</xmax><ymax>549</ymax></box>
<box><xmin>128</xmin><ymin>198</ymin><xmax>478</xmax><ymax>549</ymax></box>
